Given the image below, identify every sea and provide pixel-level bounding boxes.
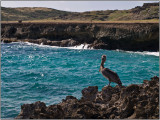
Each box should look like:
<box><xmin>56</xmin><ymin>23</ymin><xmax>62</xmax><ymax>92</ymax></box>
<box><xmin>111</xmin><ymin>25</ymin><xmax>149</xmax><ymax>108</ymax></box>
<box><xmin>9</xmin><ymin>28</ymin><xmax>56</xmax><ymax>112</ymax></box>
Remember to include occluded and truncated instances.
<box><xmin>1</xmin><ymin>42</ymin><xmax>159</xmax><ymax>118</ymax></box>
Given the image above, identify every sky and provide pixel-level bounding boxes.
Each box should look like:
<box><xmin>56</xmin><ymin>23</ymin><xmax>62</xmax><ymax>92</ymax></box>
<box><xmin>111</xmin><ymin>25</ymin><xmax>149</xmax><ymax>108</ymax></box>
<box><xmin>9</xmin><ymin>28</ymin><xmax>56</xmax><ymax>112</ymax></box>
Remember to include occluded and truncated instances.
<box><xmin>1</xmin><ymin>1</ymin><xmax>158</xmax><ymax>12</ymax></box>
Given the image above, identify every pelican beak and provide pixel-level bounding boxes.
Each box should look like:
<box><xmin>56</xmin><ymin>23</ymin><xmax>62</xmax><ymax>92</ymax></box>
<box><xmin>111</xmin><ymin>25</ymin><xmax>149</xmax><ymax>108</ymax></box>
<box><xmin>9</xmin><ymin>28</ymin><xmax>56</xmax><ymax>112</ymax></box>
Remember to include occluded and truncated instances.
<box><xmin>99</xmin><ymin>67</ymin><xmax>101</xmax><ymax>72</ymax></box>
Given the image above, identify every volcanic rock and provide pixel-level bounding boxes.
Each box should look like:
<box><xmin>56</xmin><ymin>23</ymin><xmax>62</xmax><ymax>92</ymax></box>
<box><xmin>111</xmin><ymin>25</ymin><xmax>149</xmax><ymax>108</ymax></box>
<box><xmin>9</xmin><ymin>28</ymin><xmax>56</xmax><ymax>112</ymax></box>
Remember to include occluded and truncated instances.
<box><xmin>16</xmin><ymin>76</ymin><xmax>159</xmax><ymax>119</ymax></box>
<box><xmin>1</xmin><ymin>23</ymin><xmax>159</xmax><ymax>51</ymax></box>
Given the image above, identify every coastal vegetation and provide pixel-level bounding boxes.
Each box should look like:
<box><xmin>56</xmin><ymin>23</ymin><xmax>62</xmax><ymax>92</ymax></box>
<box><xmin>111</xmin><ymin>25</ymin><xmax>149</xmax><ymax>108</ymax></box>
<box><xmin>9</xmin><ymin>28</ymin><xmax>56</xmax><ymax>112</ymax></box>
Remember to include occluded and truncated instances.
<box><xmin>1</xmin><ymin>3</ymin><xmax>159</xmax><ymax>23</ymax></box>
<box><xmin>1</xmin><ymin>19</ymin><xmax>159</xmax><ymax>24</ymax></box>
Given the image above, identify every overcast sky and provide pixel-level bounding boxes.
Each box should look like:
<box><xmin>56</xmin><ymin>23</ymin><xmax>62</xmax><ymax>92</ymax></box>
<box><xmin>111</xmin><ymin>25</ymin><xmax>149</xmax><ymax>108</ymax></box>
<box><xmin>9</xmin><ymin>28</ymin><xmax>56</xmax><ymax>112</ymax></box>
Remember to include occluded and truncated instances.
<box><xmin>1</xmin><ymin>1</ymin><xmax>158</xmax><ymax>12</ymax></box>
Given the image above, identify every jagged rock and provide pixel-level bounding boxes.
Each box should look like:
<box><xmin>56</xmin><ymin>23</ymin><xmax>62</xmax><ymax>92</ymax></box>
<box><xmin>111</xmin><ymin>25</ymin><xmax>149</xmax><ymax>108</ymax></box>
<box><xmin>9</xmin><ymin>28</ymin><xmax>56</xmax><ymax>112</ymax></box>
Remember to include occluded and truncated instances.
<box><xmin>88</xmin><ymin>40</ymin><xmax>108</xmax><ymax>49</ymax></box>
<box><xmin>45</xmin><ymin>105</ymin><xmax>64</xmax><ymax>119</ymax></box>
<box><xmin>2</xmin><ymin>38</ymin><xmax>19</xmax><ymax>43</ymax></box>
<box><xmin>50</xmin><ymin>41</ymin><xmax>61</xmax><ymax>46</ymax></box>
<box><xmin>15</xmin><ymin>101</ymin><xmax>47</xmax><ymax>119</ymax></box>
<box><xmin>81</xmin><ymin>86</ymin><xmax>98</xmax><ymax>101</ymax></box>
<box><xmin>16</xmin><ymin>76</ymin><xmax>159</xmax><ymax>119</ymax></box>
<box><xmin>101</xmin><ymin>86</ymin><xmax>115</xmax><ymax>102</ymax></box>
<box><xmin>92</xmin><ymin>42</ymin><xmax>108</xmax><ymax>49</ymax></box>
<box><xmin>60</xmin><ymin>39</ymin><xmax>78</xmax><ymax>47</ymax></box>
<box><xmin>120</xmin><ymin>84</ymin><xmax>140</xmax><ymax>99</ymax></box>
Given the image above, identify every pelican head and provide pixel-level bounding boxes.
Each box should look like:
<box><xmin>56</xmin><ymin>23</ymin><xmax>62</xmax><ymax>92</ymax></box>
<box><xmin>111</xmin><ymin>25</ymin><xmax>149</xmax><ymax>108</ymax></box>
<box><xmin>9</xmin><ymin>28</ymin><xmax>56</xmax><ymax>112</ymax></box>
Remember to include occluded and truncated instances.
<box><xmin>101</xmin><ymin>55</ymin><xmax>106</xmax><ymax>62</ymax></box>
<box><xmin>99</xmin><ymin>55</ymin><xmax>106</xmax><ymax>72</ymax></box>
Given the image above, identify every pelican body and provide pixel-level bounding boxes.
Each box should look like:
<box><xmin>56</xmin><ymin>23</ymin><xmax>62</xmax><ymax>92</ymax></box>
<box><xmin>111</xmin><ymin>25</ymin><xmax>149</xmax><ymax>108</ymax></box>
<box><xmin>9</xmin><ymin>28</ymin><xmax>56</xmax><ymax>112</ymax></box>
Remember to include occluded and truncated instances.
<box><xmin>99</xmin><ymin>55</ymin><xmax>122</xmax><ymax>86</ymax></box>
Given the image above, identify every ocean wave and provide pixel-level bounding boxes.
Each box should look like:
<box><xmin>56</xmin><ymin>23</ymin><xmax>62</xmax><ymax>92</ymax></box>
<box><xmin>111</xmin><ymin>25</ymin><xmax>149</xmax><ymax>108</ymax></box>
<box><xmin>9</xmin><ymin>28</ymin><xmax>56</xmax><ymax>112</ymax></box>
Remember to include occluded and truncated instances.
<box><xmin>24</xmin><ymin>42</ymin><xmax>93</xmax><ymax>50</ymax></box>
<box><xmin>25</xmin><ymin>42</ymin><xmax>49</xmax><ymax>47</ymax></box>
<box><xmin>24</xmin><ymin>42</ymin><xmax>60</xmax><ymax>48</ymax></box>
<box><xmin>135</xmin><ymin>51</ymin><xmax>159</xmax><ymax>56</ymax></box>
<box><xmin>67</xmin><ymin>44</ymin><xmax>93</xmax><ymax>50</ymax></box>
<box><xmin>2</xmin><ymin>42</ymin><xmax>158</xmax><ymax>55</ymax></box>
<box><xmin>115</xmin><ymin>49</ymin><xmax>159</xmax><ymax>57</ymax></box>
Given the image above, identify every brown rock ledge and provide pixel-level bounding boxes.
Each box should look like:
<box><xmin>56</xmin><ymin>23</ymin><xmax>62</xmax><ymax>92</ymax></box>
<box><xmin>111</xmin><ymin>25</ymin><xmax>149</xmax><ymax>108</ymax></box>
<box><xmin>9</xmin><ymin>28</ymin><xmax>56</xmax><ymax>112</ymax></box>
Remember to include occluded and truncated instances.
<box><xmin>16</xmin><ymin>76</ymin><xmax>159</xmax><ymax>119</ymax></box>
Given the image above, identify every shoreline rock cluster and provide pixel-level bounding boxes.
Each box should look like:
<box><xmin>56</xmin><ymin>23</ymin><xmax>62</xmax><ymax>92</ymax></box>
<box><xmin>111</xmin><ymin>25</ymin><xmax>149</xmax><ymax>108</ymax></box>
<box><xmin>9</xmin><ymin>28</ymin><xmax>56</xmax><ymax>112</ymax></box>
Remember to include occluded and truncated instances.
<box><xmin>2</xmin><ymin>38</ymin><xmax>79</xmax><ymax>48</ymax></box>
<box><xmin>16</xmin><ymin>76</ymin><xmax>159</xmax><ymax>119</ymax></box>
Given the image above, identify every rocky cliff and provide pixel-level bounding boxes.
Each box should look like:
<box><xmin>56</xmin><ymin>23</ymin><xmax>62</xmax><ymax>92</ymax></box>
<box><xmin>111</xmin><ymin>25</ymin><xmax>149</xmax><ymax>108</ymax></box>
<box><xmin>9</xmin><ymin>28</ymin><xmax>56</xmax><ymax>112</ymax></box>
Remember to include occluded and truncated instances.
<box><xmin>16</xmin><ymin>76</ymin><xmax>159</xmax><ymax>119</ymax></box>
<box><xmin>1</xmin><ymin>23</ymin><xmax>159</xmax><ymax>51</ymax></box>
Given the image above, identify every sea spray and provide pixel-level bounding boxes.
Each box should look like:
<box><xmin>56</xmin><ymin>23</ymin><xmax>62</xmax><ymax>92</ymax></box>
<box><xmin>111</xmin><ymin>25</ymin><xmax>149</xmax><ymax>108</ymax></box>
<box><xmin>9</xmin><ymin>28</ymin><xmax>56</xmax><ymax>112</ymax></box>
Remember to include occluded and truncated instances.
<box><xmin>68</xmin><ymin>44</ymin><xmax>93</xmax><ymax>50</ymax></box>
<box><xmin>25</xmin><ymin>42</ymin><xmax>93</xmax><ymax>50</ymax></box>
<box><xmin>115</xmin><ymin>49</ymin><xmax>159</xmax><ymax>57</ymax></box>
<box><xmin>25</xmin><ymin>42</ymin><xmax>159</xmax><ymax>55</ymax></box>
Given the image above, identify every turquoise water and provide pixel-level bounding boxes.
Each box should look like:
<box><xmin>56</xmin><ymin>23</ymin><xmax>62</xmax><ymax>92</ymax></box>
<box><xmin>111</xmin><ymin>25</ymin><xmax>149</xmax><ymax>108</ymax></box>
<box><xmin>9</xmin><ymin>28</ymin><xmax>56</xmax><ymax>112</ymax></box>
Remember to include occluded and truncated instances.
<box><xmin>1</xmin><ymin>42</ymin><xmax>159</xmax><ymax>118</ymax></box>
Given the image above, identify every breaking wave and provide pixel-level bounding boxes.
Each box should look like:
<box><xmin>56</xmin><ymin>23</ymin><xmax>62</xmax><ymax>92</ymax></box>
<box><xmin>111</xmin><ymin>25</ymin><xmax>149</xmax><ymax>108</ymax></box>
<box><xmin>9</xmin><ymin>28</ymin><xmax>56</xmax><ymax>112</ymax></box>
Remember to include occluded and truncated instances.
<box><xmin>24</xmin><ymin>42</ymin><xmax>93</xmax><ymax>50</ymax></box>
<box><xmin>2</xmin><ymin>42</ymin><xmax>158</xmax><ymax>56</ymax></box>
<box><xmin>115</xmin><ymin>49</ymin><xmax>159</xmax><ymax>57</ymax></box>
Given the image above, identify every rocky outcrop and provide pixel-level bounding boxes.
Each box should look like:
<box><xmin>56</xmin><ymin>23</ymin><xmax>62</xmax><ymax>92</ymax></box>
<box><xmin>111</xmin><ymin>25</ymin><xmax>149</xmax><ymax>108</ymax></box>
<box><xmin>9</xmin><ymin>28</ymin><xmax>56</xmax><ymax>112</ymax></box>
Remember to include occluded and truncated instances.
<box><xmin>1</xmin><ymin>23</ymin><xmax>159</xmax><ymax>51</ymax></box>
<box><xmin>2</xmin><ymin>37</ymin><xmax>78</xmax><ymax>47</ymax></box>
<box><xmin>16</xmin><ymin>76</ymin><xmax>159</xmax><ymax>119</ymax></box>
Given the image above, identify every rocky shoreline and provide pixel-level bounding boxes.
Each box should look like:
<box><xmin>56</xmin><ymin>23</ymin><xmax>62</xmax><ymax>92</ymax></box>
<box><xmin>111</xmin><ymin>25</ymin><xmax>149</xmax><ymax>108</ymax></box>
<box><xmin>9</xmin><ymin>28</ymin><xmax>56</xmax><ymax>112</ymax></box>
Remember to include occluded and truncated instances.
<box><xmin>1</xmin><ymin>23</ymin><xmax>159</xmax><ymax>51</ymax></box>
<box><xmin>16</xmin><ymin>76</ymin><xmax>159</xmax><ymax>119</ymax></box>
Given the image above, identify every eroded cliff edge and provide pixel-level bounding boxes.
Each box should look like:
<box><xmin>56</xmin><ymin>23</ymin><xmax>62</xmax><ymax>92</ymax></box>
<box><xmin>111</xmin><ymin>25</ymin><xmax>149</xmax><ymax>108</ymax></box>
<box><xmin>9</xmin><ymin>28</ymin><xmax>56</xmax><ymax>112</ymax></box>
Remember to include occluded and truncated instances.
<box><xmin>16</xmin><ymin>76</ymin><xmax>159</xmax><ymax>119</ymax></box>
<box><xmin>1</xmin><ymin>23</ymin><xmax>159</xmax><ymax>51</ymax></box>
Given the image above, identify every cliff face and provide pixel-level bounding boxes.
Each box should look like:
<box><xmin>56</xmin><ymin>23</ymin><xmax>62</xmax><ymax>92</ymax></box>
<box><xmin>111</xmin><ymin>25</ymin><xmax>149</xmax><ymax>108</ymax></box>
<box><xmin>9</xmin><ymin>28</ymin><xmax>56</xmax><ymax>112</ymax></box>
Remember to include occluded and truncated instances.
<box><xmin>16</xmin><ymin>76</ymin><xmax>159</xmax><ymax>119</ymax></box>
<box><xmin>1</xmin><ymin>23</ymin><xmax>159</xmax><ymax>51</ymax></box>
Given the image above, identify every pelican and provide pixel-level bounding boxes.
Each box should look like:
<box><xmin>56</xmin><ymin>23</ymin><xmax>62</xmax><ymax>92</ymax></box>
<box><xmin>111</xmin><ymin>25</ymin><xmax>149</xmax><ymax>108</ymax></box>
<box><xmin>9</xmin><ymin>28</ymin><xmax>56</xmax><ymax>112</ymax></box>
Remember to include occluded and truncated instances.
<box><xmin>99</xmin><ymin>55</ymin><xmax>122</xmax><ymax>86</ymax></box>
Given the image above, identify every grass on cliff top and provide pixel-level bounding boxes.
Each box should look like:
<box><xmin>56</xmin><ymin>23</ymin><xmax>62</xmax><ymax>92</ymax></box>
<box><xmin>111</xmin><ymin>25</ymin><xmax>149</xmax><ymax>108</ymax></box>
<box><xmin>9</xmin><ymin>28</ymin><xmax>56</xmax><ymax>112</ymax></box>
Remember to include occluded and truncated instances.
<box><xmin>1</xmin><ymin>19</ymin><xmax>159</xmax><ymax>24</ymax></box>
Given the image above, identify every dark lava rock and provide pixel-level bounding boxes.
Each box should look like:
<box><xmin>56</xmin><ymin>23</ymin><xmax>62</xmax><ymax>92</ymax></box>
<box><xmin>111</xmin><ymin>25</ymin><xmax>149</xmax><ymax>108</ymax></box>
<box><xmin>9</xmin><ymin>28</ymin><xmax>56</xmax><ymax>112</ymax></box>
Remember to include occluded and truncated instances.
<box><xmin>16</xmin><ymin>76</ymin><xmax>159</xmax><ymax>119</ymax></box>
<box><xmin>1</xmin><ymin>23</ymin><xmax>159</xmax><ymax>51</ymax></box>
<box><xmin>60</xmin><ymin>39</ymin><xmax>78</xmax><ymax>47</ymax></box>
<box><xmin>81</xmin><ymin>86</ymin><xmax>98</xmax><ymax>101</ymax></box>
<box><xmin>2</xmin><ymin>38</ymin><xmax>19</xmax><ymax>43</ymax></box>
<box><xmin>88</xmin><ymin>40</ymin><xmax>108</xmax><ymax>49</ymax></box>
<box><xmin>15</xmin><ymin>101</ymin><xmax>47</xmax><ymax>119</ymax></box>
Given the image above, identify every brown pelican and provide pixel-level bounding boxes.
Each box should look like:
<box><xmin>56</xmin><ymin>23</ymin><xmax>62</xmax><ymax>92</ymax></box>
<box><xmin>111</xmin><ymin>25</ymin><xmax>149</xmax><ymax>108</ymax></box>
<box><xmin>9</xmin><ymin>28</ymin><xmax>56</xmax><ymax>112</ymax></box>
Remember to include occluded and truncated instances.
<box><xmin>99</xmin><ymin>55</ymin><xmax>122</xmax><ymax>86</ymax></box>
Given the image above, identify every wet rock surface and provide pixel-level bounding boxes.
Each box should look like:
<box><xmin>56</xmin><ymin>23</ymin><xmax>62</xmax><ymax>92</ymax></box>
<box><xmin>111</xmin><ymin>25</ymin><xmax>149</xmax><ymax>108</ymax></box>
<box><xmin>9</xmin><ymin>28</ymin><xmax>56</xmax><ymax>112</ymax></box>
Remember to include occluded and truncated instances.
<box><xmin>16</xmin><ymin>76</ymin><xmax>159</xmax><ymax>119</ymax></box>
<box><xmin>1</xmin><ymin>23</ymin><xmax>159</xmax><ymax>51</ymax></box>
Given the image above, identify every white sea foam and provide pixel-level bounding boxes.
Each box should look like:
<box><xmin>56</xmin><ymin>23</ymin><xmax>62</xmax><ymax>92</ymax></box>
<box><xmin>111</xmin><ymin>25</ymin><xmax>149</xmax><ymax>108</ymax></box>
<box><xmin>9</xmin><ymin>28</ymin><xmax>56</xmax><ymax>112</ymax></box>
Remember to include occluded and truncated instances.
<box><xmin>25</xmin><ymin>42</ymin><xmax>35</xmax><ymax>46</ymax></box>
<box><xmin>115</xmin><ymin>49</ymin><xmax>159</xmax><ymax>57</ymax></box>
<box><xmin>134</xmin><ymin>51</ymin><xmax>159</xmax><ymax>56</ymax></box>
<box><xmin>4</xmin><ymin>42</ymin><xmax>158</xmax><ymax>56</ymax></box>
<box><xmin>67</xmin><ymin>44</ymin><xmax>93</xmax><ymax>50</ymax></box>
<box><xmin>25</xmin><ymin>42</ymin><xmax>52</xmax><ymax>48</ymax></box>
<box><xmin>25</xmin><ymin>42</ymin><xmax>93</xmax><ymax>50</ymax></box>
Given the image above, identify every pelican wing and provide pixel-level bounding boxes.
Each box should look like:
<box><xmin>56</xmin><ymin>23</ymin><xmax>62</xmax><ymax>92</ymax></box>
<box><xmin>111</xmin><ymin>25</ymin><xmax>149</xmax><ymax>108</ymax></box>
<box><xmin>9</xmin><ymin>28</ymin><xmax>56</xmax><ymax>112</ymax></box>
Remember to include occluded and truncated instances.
<box><xmin>102</xmin><ymin>68</ymin><xmax>121</xmax><ymax>84</ymax></box>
